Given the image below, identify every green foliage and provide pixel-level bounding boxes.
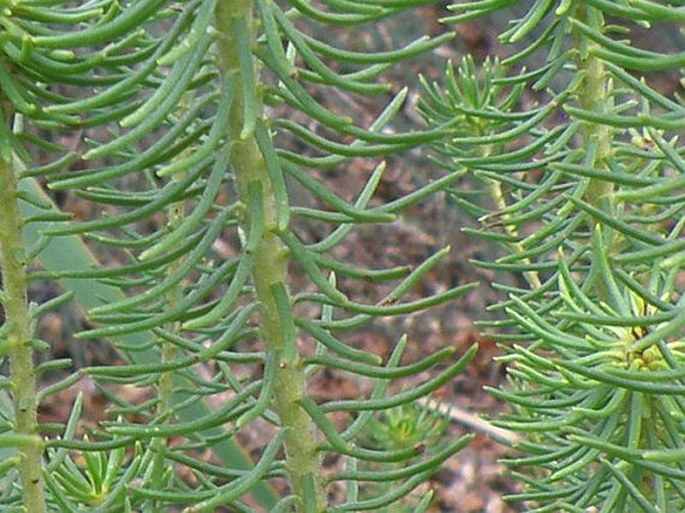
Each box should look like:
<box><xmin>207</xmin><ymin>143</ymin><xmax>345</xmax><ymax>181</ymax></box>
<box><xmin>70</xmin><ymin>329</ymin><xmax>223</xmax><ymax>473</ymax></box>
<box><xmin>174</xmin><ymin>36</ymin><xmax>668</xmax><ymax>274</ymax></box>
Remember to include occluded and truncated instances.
<box><xmin>0</xmin><ymin>1</ymin><xmax>477</xmax><ymax>512</ymax></box>
<box><xmin>3</xmin><ymin>0</ymin><xmax>682</xmax><ymax>511</ymax></box>
<box><xmin>364</xmin><ymin>399</ymin><xmax>450</xmax><ymax>452</ymax></box>
<box><xmin>421</xmin><ymin>1</ymin><xmax>685</xmax><ymax>511</ymax></box>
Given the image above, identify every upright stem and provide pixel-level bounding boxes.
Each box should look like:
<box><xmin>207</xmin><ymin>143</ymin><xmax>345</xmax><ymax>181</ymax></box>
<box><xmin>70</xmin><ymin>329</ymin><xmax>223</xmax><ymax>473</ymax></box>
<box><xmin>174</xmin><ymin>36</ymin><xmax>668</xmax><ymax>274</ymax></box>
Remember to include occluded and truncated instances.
<box><xmin>481</xmin><ymin>143</ymin><xmax>542</xmax><ymax>290</ymax></box>
<box><xmin>573</xmin><ymin>5</ymin><xmax>616</xmax><ymax>305</ymax></box>
<box><xmin>0</xmin><ymin>157</ymin><xmax>47</xmax><ymax>513</ymax></box>
<box><xmin>148</xmin><ymin>198</ymin><xmax>185</xmax><ymax>513</ymax></box>
<box><xmin>574</xmin><ymin>5</ymin><xmax>654</xmax><ymax>503</ymax></box>
<box><xmin>575</xmin><ymin>7</ymin><xmax>614</xmax><ymax>211</ymax></box>
<box><xmin>214</xmin><ymin>2</ymin><xmax>326</xmax><ymax>511</ymax></box>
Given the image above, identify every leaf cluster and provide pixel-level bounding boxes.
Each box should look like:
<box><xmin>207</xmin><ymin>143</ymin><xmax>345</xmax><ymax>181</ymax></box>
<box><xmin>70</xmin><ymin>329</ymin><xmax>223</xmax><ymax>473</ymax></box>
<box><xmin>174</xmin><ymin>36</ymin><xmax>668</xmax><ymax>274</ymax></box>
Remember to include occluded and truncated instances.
<box><xmin>0</xmin><ymin>1</ymin><xmax>478</xmax><ymax>512</ymax></box>
<box><xmin>420</xmin><ymin>1</ymin><xmax>685</xmax><ymax>511</ymax></box>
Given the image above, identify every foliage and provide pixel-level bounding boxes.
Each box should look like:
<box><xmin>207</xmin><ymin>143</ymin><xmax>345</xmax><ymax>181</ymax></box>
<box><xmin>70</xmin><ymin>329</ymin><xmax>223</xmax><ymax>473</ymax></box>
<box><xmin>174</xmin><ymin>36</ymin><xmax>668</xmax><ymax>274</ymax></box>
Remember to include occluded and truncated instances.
<box><xmin>3</xmin><ymin>0</ymin><xmax>683</xmax><ymax>511</ymax></box>
<box><xmin>0</xmin><ymin>1</ymin><xmax>478</xmax><ymax>512</ymax></box>
<box><xmin>420</xmin><ymin>1</ymin><xmax>685</xmax><ymax>511</ymax></box>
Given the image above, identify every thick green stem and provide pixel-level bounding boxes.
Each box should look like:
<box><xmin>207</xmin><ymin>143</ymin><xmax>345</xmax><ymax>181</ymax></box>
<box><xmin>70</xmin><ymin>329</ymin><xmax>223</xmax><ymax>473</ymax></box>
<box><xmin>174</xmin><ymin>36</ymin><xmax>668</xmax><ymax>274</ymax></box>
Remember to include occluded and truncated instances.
<box><xmin>575</xmin><ymin>8</ymin><xmax>614</xmax><ymax>211</ymax></box>
<box><xmin>574</xmin><ymin>6</ymin><xmax>657</xmax><ymax>505</ymax></box>
<box><xmin>574</xmin><ymin>6</ymin><xmax>616</xmax><ymax>305</ymax></box>
<box><xmin>0</xmin><ymin>157</ymin><xmax>47</xmax><ymax>513</ymax></box>
<box><xmin>214</xmin><ymin>2</ymin><xmax>326</xmax><ymax>510</ymax></box>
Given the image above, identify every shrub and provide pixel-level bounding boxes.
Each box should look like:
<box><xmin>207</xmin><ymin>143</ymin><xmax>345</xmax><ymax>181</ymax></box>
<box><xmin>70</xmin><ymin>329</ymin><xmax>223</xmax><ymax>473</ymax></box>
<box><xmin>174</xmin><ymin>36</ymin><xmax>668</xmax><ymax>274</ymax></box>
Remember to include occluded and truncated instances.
<box><xmin>420</xmin><ymin>1</ymin><xmax>685</xmax><ymax>511</ymax></box>
<box><xmin>1</xmin><ymin>1</ymin><xmax>682</xmax><ymax>511</ymax></box>
<box><xmin>0</xmin><ymin>1</ymin><xmax>474</xmax><ymax>512</ymax></box>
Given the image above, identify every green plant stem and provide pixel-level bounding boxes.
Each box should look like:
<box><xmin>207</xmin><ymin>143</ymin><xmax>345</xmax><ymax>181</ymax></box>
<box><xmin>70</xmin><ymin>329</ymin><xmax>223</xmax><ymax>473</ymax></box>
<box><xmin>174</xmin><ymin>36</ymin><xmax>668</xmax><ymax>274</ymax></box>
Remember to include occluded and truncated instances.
<box><xmin>574</xmin><ymin>6</ymin><xmax>616</xmax><ymax>304</ymax></box>
<box><xmin>574</xmin><ymin>5</ymin><xmax>658</xmax><ymax>503</ymax></box>
<box><xmin>575</xmin><ymin>7</ymin><xmax>614</xmax><ymax>211</ymax></box>
<box><xmin>148</xmin><ymin>199</ymin><xmax>185</xmax><ymax>513</ymax></box>
<box><xmin>481</xmin><ymin>144</ymin><xmax>542</xmax><ymax>290</ymax></box>
<box><xmin>215</xmin><ymin>2</ymin><xmax>326</xmax><ymax>511</ymax></box>
<box><xmin>0</xmin><ymin>157</ymin><xmax>47</xmax><ymax>513</ymax></box>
